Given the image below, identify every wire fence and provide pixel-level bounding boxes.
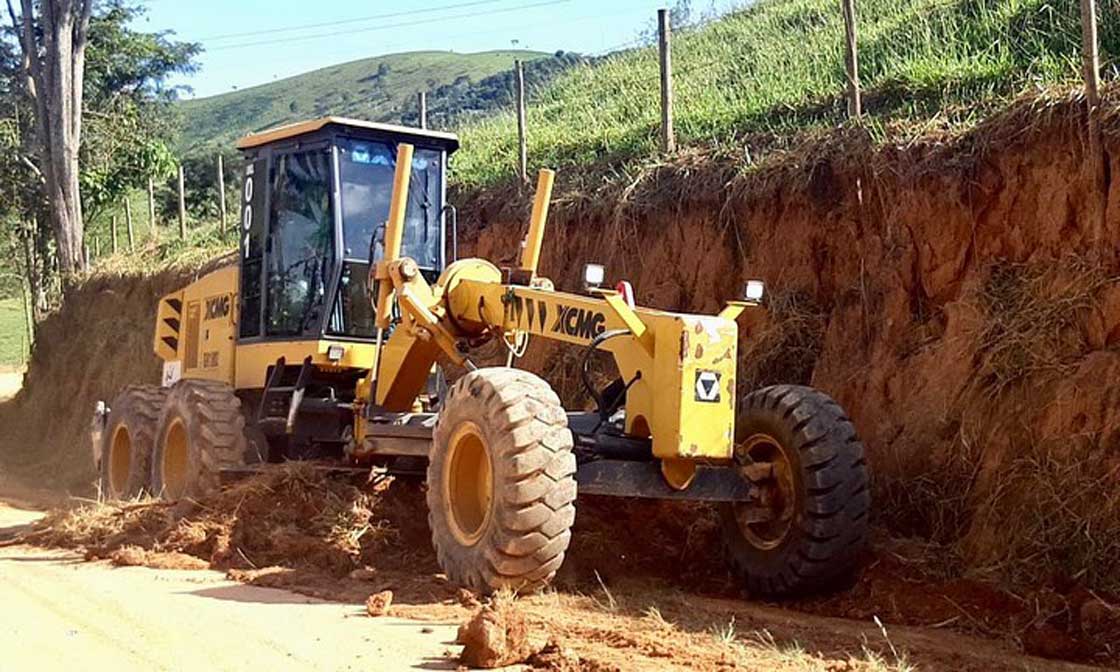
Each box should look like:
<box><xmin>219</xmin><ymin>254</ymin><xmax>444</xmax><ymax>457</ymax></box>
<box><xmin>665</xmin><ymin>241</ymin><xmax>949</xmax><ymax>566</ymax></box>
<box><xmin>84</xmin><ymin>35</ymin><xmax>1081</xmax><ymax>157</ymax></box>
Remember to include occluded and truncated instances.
<box><xmin>77</xmin><ymin>1</ymin><xmax>1113</xmax><ymax>263</ymax></box>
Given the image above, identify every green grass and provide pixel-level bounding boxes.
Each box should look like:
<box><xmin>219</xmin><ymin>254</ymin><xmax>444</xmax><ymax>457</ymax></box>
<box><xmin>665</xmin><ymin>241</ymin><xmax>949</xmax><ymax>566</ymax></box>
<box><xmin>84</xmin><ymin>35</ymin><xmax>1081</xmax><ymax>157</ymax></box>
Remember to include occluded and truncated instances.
<box><xmin>177</xmin><ymin>49</ymin><xmax>546</xmax><ymax>155</ymax></box>
<box><xmin>0</xmin><ymin>297</ymin><xmax>29</xmax><ymax>367</ymax></box>
<box><xmin>453</xmin><ymin>0</ymin><xmax>1118</xmax><ymax>188</ymax></box>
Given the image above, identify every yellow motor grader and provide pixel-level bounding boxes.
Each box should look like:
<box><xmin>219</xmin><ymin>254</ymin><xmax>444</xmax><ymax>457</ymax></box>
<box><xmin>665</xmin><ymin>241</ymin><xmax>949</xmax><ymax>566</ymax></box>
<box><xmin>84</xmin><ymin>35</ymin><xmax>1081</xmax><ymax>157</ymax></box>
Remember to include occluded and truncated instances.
<box><xmin>96</xmin><ymin>117</ymin><xmax>869</xmax><ymax>596</ymax></box>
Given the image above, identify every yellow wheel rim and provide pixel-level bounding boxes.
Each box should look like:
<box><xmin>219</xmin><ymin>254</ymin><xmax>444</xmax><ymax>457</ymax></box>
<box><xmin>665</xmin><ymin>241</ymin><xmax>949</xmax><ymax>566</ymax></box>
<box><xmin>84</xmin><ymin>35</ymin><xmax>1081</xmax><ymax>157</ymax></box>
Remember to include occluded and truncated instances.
<box><xmin>444</xmin><ymin>422</ymin><xmax>493</xmax><ymax>547</ymax></box>
<box><xmin>161</xmin><ymin>418</ymin><xmax>190</xmax><ymax>499</ymax></box>
<box><xmin>734</xmin><ymin>433</ymin><xmax>797</xmax><ymax>551</ymax></box>
<box><xmin>108</xmin><ymin>423</ymin><xmax>131</xmax><ymax>496</ymax></box>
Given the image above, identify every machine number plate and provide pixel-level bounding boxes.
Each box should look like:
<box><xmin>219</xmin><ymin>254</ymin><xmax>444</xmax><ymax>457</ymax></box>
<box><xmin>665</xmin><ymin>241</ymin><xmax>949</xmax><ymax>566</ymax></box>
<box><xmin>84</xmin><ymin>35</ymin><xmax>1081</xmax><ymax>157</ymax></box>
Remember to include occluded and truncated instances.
<box><xmin>162</xmin><ymin>360</ymin><xmax>182</xmax><ymax>388</ymax></box>
<box><xmin>695</xmin><ymin>370</ymin><xmax>721</xmax><ymax>403</ymax></box>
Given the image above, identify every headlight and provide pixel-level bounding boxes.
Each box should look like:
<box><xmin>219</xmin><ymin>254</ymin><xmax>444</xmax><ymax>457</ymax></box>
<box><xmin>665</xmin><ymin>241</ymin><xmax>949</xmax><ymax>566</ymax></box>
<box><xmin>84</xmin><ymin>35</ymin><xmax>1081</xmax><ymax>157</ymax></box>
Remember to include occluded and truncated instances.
<box><xmin>743</xmin><ymin>280</ymin><xmax>765</xmax><ymax>303</ymax></box>
<box><xmin>327</xmin><ymin>344</ymin><xmax>345</xmax><ymax>361</ymax></box>
<box><xmin>583</xmin><ymin>263</ymin><xmax>605</xmax><ymax>289</ymax></box>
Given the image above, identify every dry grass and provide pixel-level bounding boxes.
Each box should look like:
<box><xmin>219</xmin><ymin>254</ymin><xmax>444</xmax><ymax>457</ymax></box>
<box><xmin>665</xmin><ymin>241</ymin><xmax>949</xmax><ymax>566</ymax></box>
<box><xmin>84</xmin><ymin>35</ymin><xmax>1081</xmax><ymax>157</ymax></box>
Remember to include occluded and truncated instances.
<box><xmin>739</xmin><ymin>288</ymin><xmax>828</xmax><ymax>389</ymax></box>
<box><xmin>968</xmin><ymin>444</ymin><xmax>1120</xmax><ymax>592</ymax></box>
<box><xmin>970</xmin><ymin>255</ymin><xmax>1112</xmax><ymax>398</ymax></box>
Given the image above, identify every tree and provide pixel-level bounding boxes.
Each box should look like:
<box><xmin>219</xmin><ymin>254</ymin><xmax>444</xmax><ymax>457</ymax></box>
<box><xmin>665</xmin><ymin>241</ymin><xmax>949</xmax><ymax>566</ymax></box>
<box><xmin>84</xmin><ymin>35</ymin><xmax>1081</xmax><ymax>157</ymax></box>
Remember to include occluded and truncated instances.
<box><xmin>7</xmin><ymin>0</ymin><xmax>94</xmax><ymax>274</ymax></box>
<box><xmin>0</xmin><ymin>2</ymin><xmax>196</xmax><ymax>319</ymax></box>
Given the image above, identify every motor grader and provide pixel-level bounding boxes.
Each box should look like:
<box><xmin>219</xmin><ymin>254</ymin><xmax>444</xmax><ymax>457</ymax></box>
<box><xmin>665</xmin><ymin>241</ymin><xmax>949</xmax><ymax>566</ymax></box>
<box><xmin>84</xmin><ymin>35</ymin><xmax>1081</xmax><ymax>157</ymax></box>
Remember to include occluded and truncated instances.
<box><xmin>96</xmin><ymin>117</ymin><xmax>869</xmax><ymax>596</ymax></box>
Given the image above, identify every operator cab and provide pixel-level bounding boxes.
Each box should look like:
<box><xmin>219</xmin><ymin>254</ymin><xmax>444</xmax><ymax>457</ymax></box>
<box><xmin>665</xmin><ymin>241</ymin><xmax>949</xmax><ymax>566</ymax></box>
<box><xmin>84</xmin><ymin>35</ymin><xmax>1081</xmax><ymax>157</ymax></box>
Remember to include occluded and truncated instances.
<box><xmin>236</xmin><ymin>117</ymin><xmax>459</xmax><ymax>342</ymax></box>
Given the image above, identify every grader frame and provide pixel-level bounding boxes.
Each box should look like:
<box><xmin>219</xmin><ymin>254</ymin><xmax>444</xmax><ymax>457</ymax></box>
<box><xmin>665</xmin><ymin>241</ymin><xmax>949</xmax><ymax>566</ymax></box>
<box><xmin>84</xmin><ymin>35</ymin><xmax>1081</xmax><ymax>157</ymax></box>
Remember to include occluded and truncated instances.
<box><xmin>96</xmin><ymin>119</ymin><xmax>870</xmax><ymax>598</ymax></box>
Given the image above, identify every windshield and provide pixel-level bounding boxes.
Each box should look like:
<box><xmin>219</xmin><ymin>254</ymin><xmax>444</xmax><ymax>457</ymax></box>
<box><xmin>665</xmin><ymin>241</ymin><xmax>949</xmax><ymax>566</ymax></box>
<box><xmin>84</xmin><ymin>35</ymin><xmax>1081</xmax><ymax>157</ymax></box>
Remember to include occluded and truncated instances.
<box><xmin>338</xmin><ymin>138</ymin><xmax>443</xmax><ymax>268</ymax></box>
<box><xmin>264</xmin><ymin>149</ymin><xmax>335</xmax><ymax>337</ymax></box>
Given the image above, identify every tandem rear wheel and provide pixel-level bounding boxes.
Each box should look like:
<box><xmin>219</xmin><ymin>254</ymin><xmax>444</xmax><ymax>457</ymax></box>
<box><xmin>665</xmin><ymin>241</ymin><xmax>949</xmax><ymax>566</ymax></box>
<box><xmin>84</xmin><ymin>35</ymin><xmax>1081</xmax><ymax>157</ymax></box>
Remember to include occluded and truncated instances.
<box><xmin>150</xmin><ymin>380</ymin><xmax>261</xmax><ymax>501</ymax></box>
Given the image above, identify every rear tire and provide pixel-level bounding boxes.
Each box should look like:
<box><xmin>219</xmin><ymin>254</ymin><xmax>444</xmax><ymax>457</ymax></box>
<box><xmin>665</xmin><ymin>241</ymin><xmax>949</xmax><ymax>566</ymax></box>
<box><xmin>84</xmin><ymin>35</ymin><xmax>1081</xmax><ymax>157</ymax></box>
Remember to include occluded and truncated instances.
<box><xmin>721</xmin><ymin>385</ymin><xmax>870</xmax><ymax>596</ymax></box>
<box><xmin>151</xmin><ymin>380</ymin><xmax>257</xmax><ymax>501</ymax></box>
<box><xmin>99</xmin><ymin>385</ymin><xmax>168</xmax><ymax>500</ymax></box>
<box><xmin>428</xmin><ymin>368</ymin><xmax>577</xmax><ymax>594</ymax></box>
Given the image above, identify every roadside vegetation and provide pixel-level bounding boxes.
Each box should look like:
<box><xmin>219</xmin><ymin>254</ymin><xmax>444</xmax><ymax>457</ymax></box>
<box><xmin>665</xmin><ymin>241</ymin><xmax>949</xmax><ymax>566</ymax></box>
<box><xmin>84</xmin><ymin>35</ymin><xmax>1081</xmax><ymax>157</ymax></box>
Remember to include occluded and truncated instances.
<box><xmin>454</xmin><ymin>0</ymin><xmax>1118</xmax><ymax>188</ymax></box>
<box><xmin>63</xmin><ymin>0</ymin><xmax>1120</xmax><ymax>276</ymax></box>
<box><xmin>0</xmin><ymin>298</ymin><xmax>29</xmax><ymax>368</ymax></box>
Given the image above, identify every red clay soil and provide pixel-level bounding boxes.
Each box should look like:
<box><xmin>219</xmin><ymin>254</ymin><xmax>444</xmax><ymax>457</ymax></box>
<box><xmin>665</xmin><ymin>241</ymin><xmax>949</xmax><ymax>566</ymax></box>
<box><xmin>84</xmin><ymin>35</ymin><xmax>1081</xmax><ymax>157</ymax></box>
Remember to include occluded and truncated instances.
<box><xmin>456</xmin><ymin>91</ymin><xmax>1120</xmax><ymax>596</ymax></box>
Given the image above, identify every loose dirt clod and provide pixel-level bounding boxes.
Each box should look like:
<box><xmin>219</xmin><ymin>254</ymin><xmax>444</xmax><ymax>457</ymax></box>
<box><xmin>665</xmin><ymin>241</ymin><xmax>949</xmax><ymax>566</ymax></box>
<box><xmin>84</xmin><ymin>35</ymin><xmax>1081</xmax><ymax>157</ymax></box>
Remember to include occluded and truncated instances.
<box><xmin>457</xmin><ymin>591</ymin><xmax>537</xmax><ymax>668</ymax></box>
<box><xmin>348</xmin><ymin>566</ymin><xmax>377</xmax><ymax>581</ymax></box>
<box><xmin>108</xmin><ymin>545</ymin><xmax>208</xmax><ymax>570</ymax></box>
<box><xmin>366</xmin><ymin>590</ymin><xmax>393</xmax><ymax>617</ymax></box>
<box><xmin>456</xmin><ymin>587</ymin><xmax>481</xmax><ymax>608</ymax></box>
<box><xmin>524</xmin><ymin>640</ymin><xmax>585</xmax><ymax>672</ymax></box>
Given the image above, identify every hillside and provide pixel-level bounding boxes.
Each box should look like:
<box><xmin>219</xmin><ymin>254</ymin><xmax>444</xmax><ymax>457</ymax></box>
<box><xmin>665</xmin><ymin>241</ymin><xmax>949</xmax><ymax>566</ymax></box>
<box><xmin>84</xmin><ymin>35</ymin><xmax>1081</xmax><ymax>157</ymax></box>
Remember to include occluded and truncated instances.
<box><xmin>456</xmin><ymin>0</ymin><xmax>1119</xmax><ymax>187</ymax></box>
<box><xmin>176</xmin><ymin>49</ymin><xmax>548</xmax><ymax>154</ymax></box>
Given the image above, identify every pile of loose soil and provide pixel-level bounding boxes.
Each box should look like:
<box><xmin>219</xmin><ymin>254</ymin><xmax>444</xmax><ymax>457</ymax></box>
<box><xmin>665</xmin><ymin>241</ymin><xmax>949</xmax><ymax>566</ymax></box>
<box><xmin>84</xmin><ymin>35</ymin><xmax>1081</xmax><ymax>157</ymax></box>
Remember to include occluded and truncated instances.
<box><xmin>24</xmin><ymin>463</ymin><xmax>436</xmax><ymax>582</ymax></box>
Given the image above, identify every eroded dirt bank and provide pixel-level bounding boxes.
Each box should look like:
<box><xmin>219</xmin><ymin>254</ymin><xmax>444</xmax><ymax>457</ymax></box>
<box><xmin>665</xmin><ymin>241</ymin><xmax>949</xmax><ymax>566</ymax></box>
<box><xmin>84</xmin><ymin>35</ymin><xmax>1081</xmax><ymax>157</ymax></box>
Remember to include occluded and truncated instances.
<box><xmin>457</xmin><ymin>91</ymin><xmax>1120</xmax><ymax>594</ymax></box>
<box><xmin>0</xmin><ymin>256</ymin><xmax>232</xmax><ymax>492</ymax></box>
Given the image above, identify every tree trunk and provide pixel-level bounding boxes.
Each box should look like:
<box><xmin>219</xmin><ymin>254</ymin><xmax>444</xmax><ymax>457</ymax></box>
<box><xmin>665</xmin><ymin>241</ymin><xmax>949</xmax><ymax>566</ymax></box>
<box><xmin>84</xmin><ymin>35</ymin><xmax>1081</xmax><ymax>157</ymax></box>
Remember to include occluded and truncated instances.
<box><xmin>10</xmin><ymin>0</ymin><xmax>93</xmax><ymax>275</ymax></box>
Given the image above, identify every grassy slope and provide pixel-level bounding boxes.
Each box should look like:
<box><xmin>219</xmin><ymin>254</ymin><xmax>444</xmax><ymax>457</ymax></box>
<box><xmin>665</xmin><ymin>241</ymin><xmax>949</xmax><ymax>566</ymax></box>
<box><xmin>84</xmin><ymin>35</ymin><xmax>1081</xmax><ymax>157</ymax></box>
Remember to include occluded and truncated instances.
<box><xmin>0</xmin><ymin>298</ymin><xmax>28</xmax><ymax>367</ymax></box>
<box><xmin>178</xmin><ymin>49</ymin><xmax>545</xmax><ymax>154</ymax></box>
<box><xmin>455</xmin><ymin>0</ymin><xmax>1118</xmax><ymax>188</ymax></box>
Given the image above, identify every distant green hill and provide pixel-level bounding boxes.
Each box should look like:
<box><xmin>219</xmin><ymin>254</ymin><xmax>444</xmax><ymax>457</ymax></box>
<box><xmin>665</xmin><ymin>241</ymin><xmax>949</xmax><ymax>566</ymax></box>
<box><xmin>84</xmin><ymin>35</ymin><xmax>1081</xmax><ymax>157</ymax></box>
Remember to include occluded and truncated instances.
<box><xmin>177</xmin><ymin>49</ymin><xmax>548</xmax><ymax>154</ymax></box>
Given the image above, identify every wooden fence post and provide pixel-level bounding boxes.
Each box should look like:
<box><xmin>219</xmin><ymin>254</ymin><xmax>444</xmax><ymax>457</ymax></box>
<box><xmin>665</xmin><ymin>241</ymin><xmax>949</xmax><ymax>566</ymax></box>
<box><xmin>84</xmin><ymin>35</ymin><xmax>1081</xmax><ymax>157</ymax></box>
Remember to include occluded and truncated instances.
<box><xmin>111</xmin><ymin>214</ymin><xmax>118</xmax><ymax>254</ymax></box>
<box><xmin>21</xmin><ymin>273</ymin><xmax>33</xmax><ymax>354</ymax></box>
<box><xmin>658</xmin><ymin>8</ymin><xmax>676</xmax><ymax>153</ymax></box>
<box><xmin>217</xmin><ymin>154</ymin><xmax>227</xmax><ymax>233</ymax></box>
<box><xmin>125</xmin><ymin>198</ymin><xmax>135</xmax><ymax>251</ymax></box>
<box><xmin>515</xmin><ymin>59</ymin><xmax>528</xmax><ymax>183</ymax></box>
<box><xmin>841</xmin><ymin>0</ymin><xmax>862</xmax><ymax>119</ymax></box>
<box><xmin>418</xmin><ymin>91</ymin><xmax>428</xmax><ymax>129</ymax></box>
<box><xmin>178</xmin><ymin>164</ymin><xmax>187</xmax><ymax>240</ymax></box>
<box><xmin>94</xmin><ymin>236</ymin><xmax>100</xmax><ymax>259</ymax></box>
<box><xmin>1080</xmin><ymin>0</ymin><xmax>1105</xmax><ymax>240</ymax></box>
<box><xmin>148</xmin><ymin>177</ymin><xmax>158</xmax><ymax>239</ymax></box>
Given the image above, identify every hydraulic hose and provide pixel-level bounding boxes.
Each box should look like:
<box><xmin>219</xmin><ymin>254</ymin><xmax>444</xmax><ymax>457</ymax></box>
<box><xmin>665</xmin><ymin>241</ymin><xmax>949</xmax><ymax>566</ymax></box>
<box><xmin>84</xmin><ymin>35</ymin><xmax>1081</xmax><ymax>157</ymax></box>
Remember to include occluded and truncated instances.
<box><xmin>580</xmin><ymin>329</ymin><xmax>631</xmax><ymax>418</ymax></box>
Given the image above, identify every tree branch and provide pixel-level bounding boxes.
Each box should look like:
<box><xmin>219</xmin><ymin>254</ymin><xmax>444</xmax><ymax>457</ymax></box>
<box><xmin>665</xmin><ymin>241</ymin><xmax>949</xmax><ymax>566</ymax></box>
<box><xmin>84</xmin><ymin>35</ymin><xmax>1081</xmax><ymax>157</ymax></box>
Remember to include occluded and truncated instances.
<box><xmin>18</xmin><ymin>153</ymin><xmax>45</xmax><ymax>184</ymax></box>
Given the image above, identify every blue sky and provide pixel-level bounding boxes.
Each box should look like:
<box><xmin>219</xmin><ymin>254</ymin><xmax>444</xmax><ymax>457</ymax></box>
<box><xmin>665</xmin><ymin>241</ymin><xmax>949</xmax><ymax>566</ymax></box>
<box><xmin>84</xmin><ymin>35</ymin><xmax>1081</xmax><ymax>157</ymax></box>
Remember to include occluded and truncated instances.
<box><xmin>134</xmin><ymin>0</ymin><xmax>736</xmax><ymax>99</ymax></box>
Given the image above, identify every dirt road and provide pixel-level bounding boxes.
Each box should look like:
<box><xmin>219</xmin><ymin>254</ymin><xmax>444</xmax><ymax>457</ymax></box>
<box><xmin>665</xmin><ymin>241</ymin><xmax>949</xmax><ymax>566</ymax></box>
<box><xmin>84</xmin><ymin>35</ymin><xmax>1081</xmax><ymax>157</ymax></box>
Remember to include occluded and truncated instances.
<box><xmin>0</xmin><ymin>494</ymin><xmax>1110</xmax><ymax>672</ymax></box>
<box><xmin>0</xmin><ymin>505</ymin><xmax>462</xmax><ymax>671</ymax></box>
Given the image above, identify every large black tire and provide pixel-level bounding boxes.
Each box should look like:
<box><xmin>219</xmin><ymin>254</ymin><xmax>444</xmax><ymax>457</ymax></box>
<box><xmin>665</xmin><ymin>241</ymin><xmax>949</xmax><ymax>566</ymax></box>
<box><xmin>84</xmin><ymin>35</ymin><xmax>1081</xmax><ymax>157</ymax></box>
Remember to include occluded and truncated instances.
<box><xmin>428</xmin><ymin>368</ymin><xmax>577</xmax><ymax>594</ymax></box>
<box><xmin>150</xmin><ymin>380</ymin><xmax>257</xmax><ymax>501</ymax></box>
<box><xmin>721</xmin><ymin>384</ymin><xmax>870</xmax><ymax>597</ymax></box>
<box><xmin>99</xmin><ymin>385</ymin><xmax>168</xmax><ymax>500</ymax></box>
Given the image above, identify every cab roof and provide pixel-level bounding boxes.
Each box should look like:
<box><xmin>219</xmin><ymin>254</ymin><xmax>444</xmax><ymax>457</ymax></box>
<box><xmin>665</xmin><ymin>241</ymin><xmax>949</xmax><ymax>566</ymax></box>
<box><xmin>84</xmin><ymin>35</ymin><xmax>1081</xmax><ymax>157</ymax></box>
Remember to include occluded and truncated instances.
<box><xmin>236</xmin><ymin>116</ymin><xmax>460</xmax><ymax>152</ymax></box>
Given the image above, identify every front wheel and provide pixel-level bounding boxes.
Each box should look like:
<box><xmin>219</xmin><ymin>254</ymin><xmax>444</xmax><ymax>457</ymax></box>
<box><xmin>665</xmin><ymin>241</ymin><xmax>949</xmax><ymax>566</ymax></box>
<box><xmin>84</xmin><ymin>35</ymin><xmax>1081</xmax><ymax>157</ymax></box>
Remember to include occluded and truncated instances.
<box><xmin>427</xmin><ymin>368</ymin><xmax>577</xmax><ymax>594</ymax></box>
<box><xmin>150</xmin><ymin>380</ymin><xmax>258</xmax><ymax>501</ymax></box>
<box><xmin>721</xmin><ymin>385</ymin><xmax>870</xmax><ymax>596</ymax></box>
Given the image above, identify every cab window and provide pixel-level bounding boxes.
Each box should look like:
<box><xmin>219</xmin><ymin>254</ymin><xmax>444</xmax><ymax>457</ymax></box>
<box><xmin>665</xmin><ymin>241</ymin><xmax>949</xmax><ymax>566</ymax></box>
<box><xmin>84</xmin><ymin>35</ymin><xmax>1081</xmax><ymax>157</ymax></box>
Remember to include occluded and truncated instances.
<box><xmin>337</xmin><ymin>137</ymin><xmax>443</xmax><ymax>268</ymax></box>
<box><xmin>264</xmin><ymin>149</ymin><xmax>336</xmax><ymax>337</ymax></box>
